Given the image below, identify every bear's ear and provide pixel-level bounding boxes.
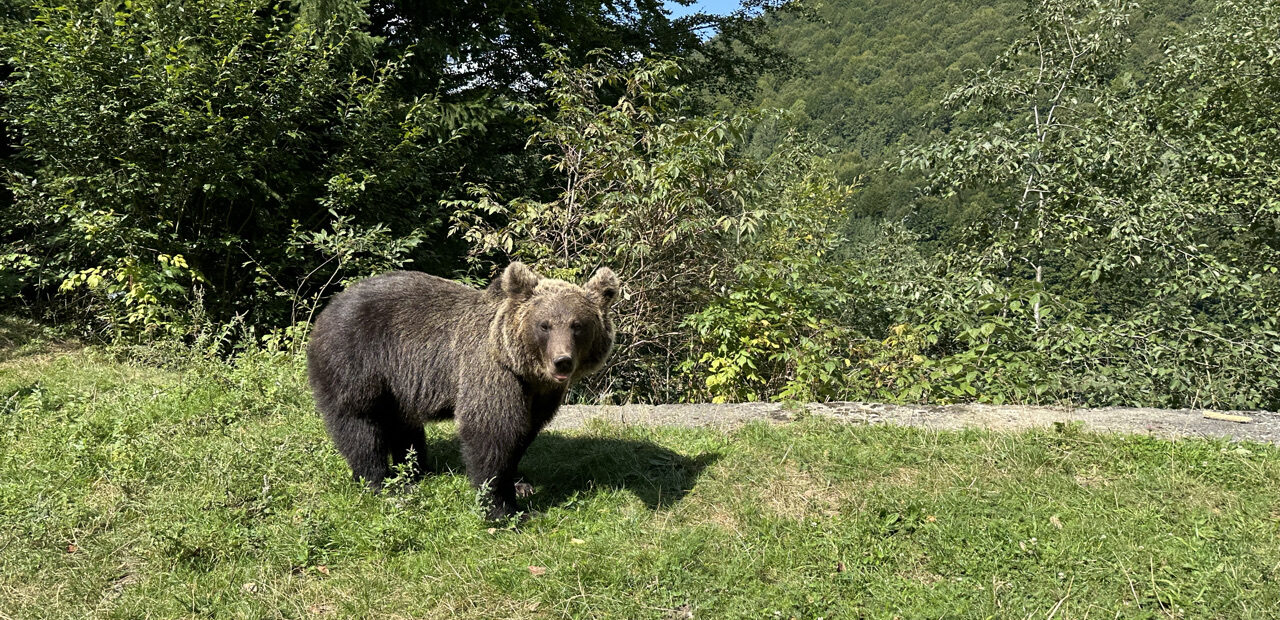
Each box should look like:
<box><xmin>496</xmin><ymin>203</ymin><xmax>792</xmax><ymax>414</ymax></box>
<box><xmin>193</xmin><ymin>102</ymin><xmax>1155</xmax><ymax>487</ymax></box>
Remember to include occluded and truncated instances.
<box><xmin>584</xmin><ymin>267</ymin><xmax>620</xmax><ymax>308</ymax></box>
<box><xmin>500</xmin><ymin>262</ymin><xmax>540</xmax><ymax>300</ymax></box>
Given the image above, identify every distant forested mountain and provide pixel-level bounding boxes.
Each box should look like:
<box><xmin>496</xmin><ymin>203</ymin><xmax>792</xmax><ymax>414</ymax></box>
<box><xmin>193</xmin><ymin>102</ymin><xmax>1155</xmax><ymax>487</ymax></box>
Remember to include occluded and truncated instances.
<box><xmin>741</xmin><ymin>0</ymin><xmax>1211</xmax><ymax>226</ymax></box>
<box><xmin>753</xmin><ymin>0</ymin><xmax>1021</xmax><ymax>179</ymax></box>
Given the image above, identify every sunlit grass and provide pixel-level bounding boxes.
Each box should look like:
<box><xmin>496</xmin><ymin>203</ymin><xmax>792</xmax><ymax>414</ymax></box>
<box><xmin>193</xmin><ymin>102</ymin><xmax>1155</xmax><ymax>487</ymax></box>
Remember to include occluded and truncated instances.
<box><xmin>2</xmin><ymin>347</ymin><xmax>1278</xmax><ymax>618</ymax></box>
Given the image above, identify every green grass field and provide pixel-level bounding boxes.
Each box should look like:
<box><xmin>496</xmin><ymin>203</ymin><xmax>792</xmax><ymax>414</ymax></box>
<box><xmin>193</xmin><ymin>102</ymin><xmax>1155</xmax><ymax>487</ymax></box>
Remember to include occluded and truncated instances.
<box><xmin>2</xmin><ymin>341</ymin><xmax>1279</xmax><ymax>618</ymax></box>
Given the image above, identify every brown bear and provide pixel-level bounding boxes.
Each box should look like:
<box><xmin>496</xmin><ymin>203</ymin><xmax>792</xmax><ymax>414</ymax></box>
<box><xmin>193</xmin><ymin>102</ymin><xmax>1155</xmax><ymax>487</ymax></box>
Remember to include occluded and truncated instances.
<box><xmin>306</xmin><ymin>262</ymin><xmax>619</xmax><ymax>520</ymax></box>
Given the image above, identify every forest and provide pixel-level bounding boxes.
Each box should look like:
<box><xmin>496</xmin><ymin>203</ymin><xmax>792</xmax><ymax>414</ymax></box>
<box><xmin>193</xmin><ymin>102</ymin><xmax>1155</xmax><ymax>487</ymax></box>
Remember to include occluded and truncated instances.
<box><xmin>2</xmin><ymin>0</ymin><xmax>1277</xmax><ymax>410</ymax></box>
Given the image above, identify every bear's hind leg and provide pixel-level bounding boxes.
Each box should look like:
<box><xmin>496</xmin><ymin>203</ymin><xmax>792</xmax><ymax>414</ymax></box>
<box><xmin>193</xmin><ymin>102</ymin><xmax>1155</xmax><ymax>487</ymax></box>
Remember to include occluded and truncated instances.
<box><xmin>323</xmin><ymin>412</ymin><xmax>393</xmax><ymax>489</ymax></box>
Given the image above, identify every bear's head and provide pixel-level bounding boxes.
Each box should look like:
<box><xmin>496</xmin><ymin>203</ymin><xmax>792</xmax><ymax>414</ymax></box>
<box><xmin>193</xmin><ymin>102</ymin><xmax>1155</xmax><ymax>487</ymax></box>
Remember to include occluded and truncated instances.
<box><xmin>491</xmin><ymin>262</ymin><xmax>620</xmax><ymax>388</ymax></box>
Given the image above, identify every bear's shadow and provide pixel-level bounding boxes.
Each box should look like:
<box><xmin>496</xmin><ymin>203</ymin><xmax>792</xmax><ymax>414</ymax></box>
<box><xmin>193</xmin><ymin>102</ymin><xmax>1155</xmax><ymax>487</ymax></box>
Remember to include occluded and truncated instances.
<box><xmin>412</xmin><ymin>432</ymin><xmax>720</xmax><ymax>512</ymax></box>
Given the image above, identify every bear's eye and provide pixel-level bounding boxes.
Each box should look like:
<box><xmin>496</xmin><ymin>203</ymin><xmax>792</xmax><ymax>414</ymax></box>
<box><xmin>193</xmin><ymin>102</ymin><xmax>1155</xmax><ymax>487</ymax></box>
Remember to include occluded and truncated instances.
<box><xmin>539</xmin><ymin>322</ymin><xmax>552</xmax><ymax>332</ymax></box>
<box><xmin>569</xmin><ymin>320</ymin><xmax>582</xmax><ymax>331</ymax></box>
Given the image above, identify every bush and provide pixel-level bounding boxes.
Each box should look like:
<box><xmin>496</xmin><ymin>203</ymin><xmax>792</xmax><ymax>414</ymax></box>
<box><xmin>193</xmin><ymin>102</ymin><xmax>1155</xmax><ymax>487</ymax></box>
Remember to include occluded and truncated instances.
<box><xmin>892</xmin><ymin>0</ymin><xmax>1280</xmax><ymax>409</ymax></box>
<box><xmin>451</xmin><ymin>51</ymin><xmax>855</xmax><ymax>402</ymax></box>
<box><xmin>2</xmin><ymin>0</ymin><xmax>474</xmax><ymax>338</ymax></box>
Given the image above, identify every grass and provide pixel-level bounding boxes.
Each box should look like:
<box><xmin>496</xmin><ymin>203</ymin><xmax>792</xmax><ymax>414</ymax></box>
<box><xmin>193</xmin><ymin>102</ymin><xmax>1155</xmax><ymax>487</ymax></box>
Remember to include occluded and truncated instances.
<box><xmin>1</xmin><ymin>340</ymin><xmax>1279</xmax><ymax>618</ymax></box>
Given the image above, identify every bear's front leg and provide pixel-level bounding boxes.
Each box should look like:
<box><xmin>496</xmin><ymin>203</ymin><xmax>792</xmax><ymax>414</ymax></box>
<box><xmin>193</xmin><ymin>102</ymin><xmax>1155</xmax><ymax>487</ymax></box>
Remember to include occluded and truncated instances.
<box><xmin>455</xmin><ymin>369</ymin><xmax>540</xmax><ymax>521</ymax></box>
<box><xmin>458</xmin><ymin>415</ymin><xmax>535</xmax><ymax>521</ymax></box>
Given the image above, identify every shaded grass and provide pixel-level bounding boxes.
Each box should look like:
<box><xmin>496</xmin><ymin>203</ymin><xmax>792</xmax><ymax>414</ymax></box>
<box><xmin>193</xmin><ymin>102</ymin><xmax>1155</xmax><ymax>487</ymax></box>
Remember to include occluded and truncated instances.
<box><xmin>2</xmin><ymin>348</ymin><xmax>1279</xmax><ymax>618</ymax></box>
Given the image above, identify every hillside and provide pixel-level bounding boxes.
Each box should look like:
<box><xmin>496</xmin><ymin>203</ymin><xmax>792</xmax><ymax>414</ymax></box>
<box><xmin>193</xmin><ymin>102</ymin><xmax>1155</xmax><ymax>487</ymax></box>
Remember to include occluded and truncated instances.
<box><xmin>746</xmin><ymin>0</ymin><xmax>1211</xmax><ymax>222</ymax></box>
<box><xmin>755</xmin><ymin>0</ymin><xmax>1020</xmax><ymax>178</ymax></box>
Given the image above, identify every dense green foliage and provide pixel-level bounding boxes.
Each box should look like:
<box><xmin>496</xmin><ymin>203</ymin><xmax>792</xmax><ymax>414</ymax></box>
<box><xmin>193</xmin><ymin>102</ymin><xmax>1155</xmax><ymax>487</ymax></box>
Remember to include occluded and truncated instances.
<box><xmin>2</xmin><ymin>0</ymin><xmax>1276</xmax><ymax>408</ymax></box>
<box><xmin>363</xmin><ymin>0</ymin><xmax>802</xmax><ymax>101</ymax></box>
<box><xmin>888</xmin><ymin>0</ymin><xmax>1280</xmax><ymax>408</ymax></box>
<box><xmin>2</xmin><ymin>0</ymin><xmax>476</xmax><ymax>334</ymax></box>
<box><xmin>742</xmin><ymin>0</ymin><xmax>1213</xmax><ymax>224</ymax></box>
<box><xmin>737</xmin><ymin>0</ymin><xmax>1024</xmax><ymax>234</ymax></box>
<box><xmin>749</xmin><ymin>0</ymin><xmax>1020</xmax><ymax>175</ymax></box>
<box><xmin>685</xmin><ymin>0</ymin><xmax>1280</xmax><ymax>410</ymax></box>
<box><xmin>450</xmin><ymin>51</ymin><xmax>852</xmax><ymax>400</ymax></box>
<box><xmin>0</xmin><ymin>0</ymin><xmax>797</xmax><ymax>337</ymax></box>
<box><xmin>4</xmin><ymin>344</ymin><xmax>1279</xmax><ymax>617</ymax></box>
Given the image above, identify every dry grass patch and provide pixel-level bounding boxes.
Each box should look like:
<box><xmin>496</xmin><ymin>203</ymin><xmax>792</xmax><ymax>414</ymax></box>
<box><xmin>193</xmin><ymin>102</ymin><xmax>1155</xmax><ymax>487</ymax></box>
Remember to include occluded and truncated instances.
<box><xmin>681</xmin><ymin>497</ymin><xmax>746</xmax><ymax>533</ymax></box>
<box><xmin>895</xmin><ymin>559</ymin><xmax>945</xmax><ymax>585</ymax></box>
<box><xmin>1176</xmin><ymin>483</ymin><xmax>1240</xmax><ymax>515</ymax></box>
<box><xmin>1072</xmin><ymin>464</ymin><xmax>1113</xmax><ymax>488</ymax></box>
<box><xmin>876</xmin><ymin>465</ymin><xmax>923</xmax><ymax>488</ymax></box>
<box><xmin>759</xmin><ymin>463</ymin><xmax>851</xmax><ymax>521</ymax></box>
<box><xmin>673</xmin><ymin>462</ymin><xmax>850</xmax><ymax>528</ymax></box>
<box><xmin>0</xmin><ymin>581</ymin><xmax>51</xmax><ymax>616</ymax></box>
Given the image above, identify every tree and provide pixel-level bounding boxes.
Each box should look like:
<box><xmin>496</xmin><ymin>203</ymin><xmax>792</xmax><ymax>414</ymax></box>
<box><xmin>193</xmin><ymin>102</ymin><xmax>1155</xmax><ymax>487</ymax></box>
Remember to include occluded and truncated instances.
<box><xmin>449</xmin><ymin>51</ymin><xmax>847</xmax><ymax>401</ymax></box>
<box><xmin>1</xmin><ymin>0</ymin><xmax>475</xmax><ymax>335</ymax></box>
<box><xmin>900</xmin><ymin>0</ymin><xmax>1280</xmax><ymax>409</ymax></box>
<box><xmin>365</xmin><ymin>0</ymin><xmax>802</xmax><ymax>101</ymax></box>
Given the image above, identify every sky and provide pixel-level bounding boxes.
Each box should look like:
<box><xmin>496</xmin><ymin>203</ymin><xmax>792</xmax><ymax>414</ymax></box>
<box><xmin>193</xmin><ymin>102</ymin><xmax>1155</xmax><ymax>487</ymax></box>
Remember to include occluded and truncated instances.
<box><xmin>663</xmin><ymin>0</ymin><xmax>742</xmax><ymax>18</ymax></box>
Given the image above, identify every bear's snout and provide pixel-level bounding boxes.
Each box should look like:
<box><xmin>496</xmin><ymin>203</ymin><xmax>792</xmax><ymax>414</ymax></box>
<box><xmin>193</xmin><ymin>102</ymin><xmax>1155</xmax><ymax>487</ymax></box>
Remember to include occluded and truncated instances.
<box><xmin>539</xmin><ymin>321</ymin><xmax>579</xmax><ymax>383</ymax></box>
<box><xmin>553</xmin><ymin>355</ymin><xmax>574</xmax><ymax>377</ymax></box>
<box><xmin>549</xmin><ymin>352</ymin><xmax>576</xmax><ymax>383</ymax></box>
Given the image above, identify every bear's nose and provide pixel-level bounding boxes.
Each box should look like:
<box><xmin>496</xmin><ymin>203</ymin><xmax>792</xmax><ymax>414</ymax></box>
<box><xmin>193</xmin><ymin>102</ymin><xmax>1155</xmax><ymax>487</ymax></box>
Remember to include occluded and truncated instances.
<box><xmin>553</xmin><ymin>355</ymin><xmax>574</xmax><ymax>374</ymax></box>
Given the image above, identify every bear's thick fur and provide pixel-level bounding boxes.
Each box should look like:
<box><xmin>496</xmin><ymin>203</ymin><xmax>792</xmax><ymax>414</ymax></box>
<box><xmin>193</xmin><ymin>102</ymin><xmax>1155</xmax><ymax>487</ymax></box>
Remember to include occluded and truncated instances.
<box><xmin>307</xmin><ymin>262</ymin><xmax>619</xmax><ymax>520</ymax></box>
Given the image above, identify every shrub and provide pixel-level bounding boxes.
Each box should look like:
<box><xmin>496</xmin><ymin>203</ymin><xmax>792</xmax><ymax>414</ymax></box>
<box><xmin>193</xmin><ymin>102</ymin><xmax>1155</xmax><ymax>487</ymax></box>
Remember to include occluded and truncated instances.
<box><xmin>2</xmin><ymin>0</ymin><xmax>472</xmax><ymax>338</ymax></box>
